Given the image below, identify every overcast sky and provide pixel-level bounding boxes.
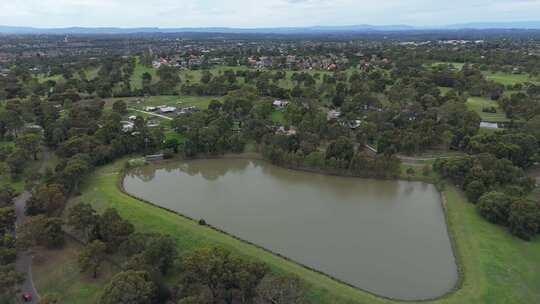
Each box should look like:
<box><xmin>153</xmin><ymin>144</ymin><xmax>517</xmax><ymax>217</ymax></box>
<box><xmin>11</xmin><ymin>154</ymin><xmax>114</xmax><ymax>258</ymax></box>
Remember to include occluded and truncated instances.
<box><xmin>1</xmin><ymin>0</ymin><xmax>540</xmax><ymax>28</ymax></box>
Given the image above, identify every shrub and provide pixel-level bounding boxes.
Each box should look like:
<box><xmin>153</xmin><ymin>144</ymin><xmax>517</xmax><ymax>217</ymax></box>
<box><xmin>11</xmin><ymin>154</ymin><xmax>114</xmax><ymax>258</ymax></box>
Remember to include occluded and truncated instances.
<box><xmin>508</xmin><ymin>200</ymin><xmax>540</xmax><ymax>241</ymax></box>
<box><xmin>477</xmin><ymin>192</ymin><xmax>512</xmax><ymax>225</ymax></box>
<box><xmin>465</xmin><ymin>180</ymin><xmax>486</xmax><ymax>203</ymax></box>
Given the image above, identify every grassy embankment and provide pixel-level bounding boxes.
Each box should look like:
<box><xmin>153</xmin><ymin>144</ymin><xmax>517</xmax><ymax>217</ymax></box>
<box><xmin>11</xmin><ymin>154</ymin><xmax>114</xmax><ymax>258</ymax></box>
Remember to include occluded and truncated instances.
<box><xmin>32</xmin><ymin>158</ymin><xmax>540</xmax><ymax>304</ymax></box>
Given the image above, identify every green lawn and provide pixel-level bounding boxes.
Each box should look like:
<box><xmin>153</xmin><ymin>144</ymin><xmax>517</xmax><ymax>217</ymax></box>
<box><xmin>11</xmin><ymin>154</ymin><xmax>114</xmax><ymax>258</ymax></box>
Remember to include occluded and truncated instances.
<box><xmin>271</xmin><ymin>110</ymin><xmax>286</xmax><ymax>124</ymax></box>
<box><xmin>84</xmin><ymin>67</ymin><xmax>100</xmax><ymax>80</ymax></box>
<box><xmin>32</xmin><ymin>238</ymin><xmax>118</xmax><ymax>304</ymax></box>
<box><xmin>467</xmin><ymin>97</ymin><xmax>509</xmax><ymax>123</ymax></box>
<box><xmin>430</xmin><ymin>61</ymin><xmax>465</xmax><ymax>70</ymax></box>
<box><xmin>164</xmin><ymin>131</ymin><xmax>186</xmax><ymax>144</ymax></box>
<box><xmin>36</xmin><ymin>73</ymin><xmax>64</xmax><ymax>83</ymax></box>
<box><xmin>44</xmin><ymin>159</ymin><xmax>540</xmax><ymax>304</ymax></box>
<box><xmin>483</xmin><ymin>72</ymin><xmax>540</xmax><ymax>86</ymax></box>
<box><xmin>130</xmin><ymin>57</ymin><xmax>158</xmax><ymax>90</ymax></box>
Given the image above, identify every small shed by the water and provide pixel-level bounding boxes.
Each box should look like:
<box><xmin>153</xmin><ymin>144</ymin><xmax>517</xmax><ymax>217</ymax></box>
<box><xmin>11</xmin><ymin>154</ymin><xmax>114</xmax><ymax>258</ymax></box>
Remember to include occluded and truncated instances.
<box><xmin>480</xmin><ymin>121</ymin><xmax>499</xmax><ymax>129</ymax></box>
<box><xmin>145</xmin><ymin>154</ymin><xmax>164</xmax><ymax>161</ymax></box>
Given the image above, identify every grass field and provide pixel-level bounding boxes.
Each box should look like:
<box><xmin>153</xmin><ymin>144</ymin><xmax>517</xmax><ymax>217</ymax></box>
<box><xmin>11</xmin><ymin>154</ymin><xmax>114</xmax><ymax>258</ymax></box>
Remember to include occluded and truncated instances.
<box><xmin>430</xmin><ymin>61</ymin><xmax>466</xmax><ymax>70</ymax></box>
<box><xmin>271</xmin><ymin>110</ymin><xmax>286</xmax><ymax>124</ymax></box>
<box><xmin>130</xmin><ymin>58</ymin><xmax>157</xmax><ymax>90</ymax></box>
<box><xmin>36</xmin><ymin>73</ymin><xmax>64</xmax><ymax>83</ymax></box>
<box><xmin>40</xmin><ymin>159</ymin><xmax>540</xmax><ymax>304</ymax></box>
<box><xmin>483</xmin><ymin>72</ymin><xmax>540</xmax><ymax>86</ymax></box>
<box><xmin>466</xmin><ymin>97</ymin><xmax>509</xmax><ymax>122</ymax></box>
<box><xmin>32</xmin><ymin>238</ymin><xmax>118</xmax><ymax>303</ymax></box>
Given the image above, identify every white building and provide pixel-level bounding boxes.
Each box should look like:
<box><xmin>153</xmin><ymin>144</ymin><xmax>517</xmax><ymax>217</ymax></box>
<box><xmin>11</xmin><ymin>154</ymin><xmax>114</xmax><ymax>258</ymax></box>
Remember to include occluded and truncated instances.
<box><xmin>273</xmin><ymin>100</ymin><xmax>289</xmax><ymax>109</ymax></box>
<box><xmin>480</xmin><ymin>122</ymin><xmax>499</xmax><ymax>129</ymax></box>
<box><xmin>327</xmin><ymin>110</ymin><xmax>341</xmax><ymax>120</ymax></box>
<box><xmin>160</xmin><ymin>106</ymin><xmax>177</xmax><ymax>114</ymax></box>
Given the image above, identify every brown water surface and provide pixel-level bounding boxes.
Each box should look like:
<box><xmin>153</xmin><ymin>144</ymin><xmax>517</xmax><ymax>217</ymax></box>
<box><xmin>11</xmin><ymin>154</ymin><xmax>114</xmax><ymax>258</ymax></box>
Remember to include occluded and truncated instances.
<box><xmin>123</xmin><ymin>158</ymin><xmax>457</xmax><ymax>300</ymax></box>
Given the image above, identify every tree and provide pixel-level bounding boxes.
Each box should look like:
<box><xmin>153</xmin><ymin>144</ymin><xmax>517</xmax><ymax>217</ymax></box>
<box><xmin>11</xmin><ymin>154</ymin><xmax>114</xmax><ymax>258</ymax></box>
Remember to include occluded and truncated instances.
<box><xmin>508</xmin><ymin>200</ymin><xmax>540</xmax><ymax>241</ymax></box>
<box><xmin>67</xmin><ymin>202</ymin><xmax>99</xmax><ymax>241</ymax></box>
<box><xmin>99</xmin><ymin>270</ymin><xmax>156</xmax><ymax>304</ymax></box>
<box><xmin>96</xmin><ymin>208</ymin><xmax>134</xmax><ymax>252</ymax></box>
<box><xmin>143</xmin><ymin>235</ymin><xmax>177</xmax><ymax>275</ymax></box>
<box><xmin>164</xmin><ymin>138</ymin><xmax>180</xmax><ymax>153</ymax></box>
<box><xmin>26</xmin><ymin>184</ymin><xmax>66</xmax><ymax>216</ymax></box>
<box><xmin>142</xmin><ymin>72</ymin><xmax>153</xmax><ymax>92</ymax></box>
<box><xmin>181</xmin><ymin>247</ymin><xmax>267</xmax><ymax>303</ymax></box>
<box><xmin>6</xmin><ymin>149</ymin><xmax>28</xmax><ymax>178</ymax></box>
<box><xmin>17</xmin><ymin>215</ymin><xmax>64</xmax><ymax>249</ymax></box>
<box><xmin>465</xmin><ymin>180</ymin><xmax>486</xmax><ymax>203</ymax></box>
<box><xmin>477</xmin><ymin>192</ymin><xmax>512</xmax><ymax>225</ymax></box>
<box><xmin>112</xmin><ymin>100</ymin><xmax>128</xmax><ymax>115</ymax></box>
<box><xmin>0</xmin><ymin>234</ymin><xmax>17</xmax><ymax>265</ymax></box>
<box><xmin>16</xmin><ymin>133</ymin><xmax>42</xmax><ymax>160</ymax></box>
<box><xmin>0</xmin><ymin>264</ymin><xmax>24</xmax><ymax>297</ymax></box>
<box><xmin>325</xmin><ymin>136</ymin><xmax>354</xmax><ymax>162</ymax></box>
<box><xmin>255</xmin><ymin>275</ymin><xmax>305</xmax><ymax>304</ymax></box>
<box><xmin>78</xmin><ymin>240</ymin><xmax>106</xmax><ymax>278</ymax></box>
<box><xmin>62</xmin><ymin>156</ymin><xmax>90</xmax><ymax>192</ymax></box>
<box><xmin>406</xmin><ymin>167</ymin><xmax>416</xmax><ymax>179</ymax></box>
<box><xmin>0</xmin><ymin>185</ymin><xmax>15</xmax><ymax>207</ymax></box>
<box><xmin>0</xmin><ymin>207</ymin><xmax>16</xmax><ymax>234</ymax></box>
<box><xmin>201</xmin><ymin>71</ymin><xmax>213</xmax><ymax>84</ymax></box>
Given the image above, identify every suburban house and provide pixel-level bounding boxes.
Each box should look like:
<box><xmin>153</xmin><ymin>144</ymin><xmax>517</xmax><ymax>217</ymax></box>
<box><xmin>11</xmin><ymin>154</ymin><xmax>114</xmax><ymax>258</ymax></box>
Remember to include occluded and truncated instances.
<box><xmin>273</xmin><ymin>100</ymin><xmax>289</xmax><ymax>109</ymax></box>
<box><xmin>327</xmin><ymin>110</ymin><xmax>341</xmax><ymax>120</ymax></box>
<box><xmin>159</xmin><ymin>106</ymin><xmax>177</xmax><ymax>114</ymax></box>
<box><xmin>480</xmin><ymin>121</ymin><xmax>499</xmax><ymax>129</ymax></box>
<box><xmin>121</xmin><ymin>121</ymin><xmax>134</xmax><ymax>132</ymax></box>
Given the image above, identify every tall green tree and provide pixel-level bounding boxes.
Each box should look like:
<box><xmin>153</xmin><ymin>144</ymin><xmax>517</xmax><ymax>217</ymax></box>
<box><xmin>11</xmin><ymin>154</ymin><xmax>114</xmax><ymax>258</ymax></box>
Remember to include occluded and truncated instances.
<box><xmin>0</xmin><ymin>264</ymin><xmax>24</xmax><ymax>298</ymax></box>
<box><xmin>78</xmin><ymin>240</ymin><xmax>106</xmax><ymax>278</ymax></box>
<box><xmin>99</xmin><ymin>270</ymin><xmax>156</xmax><ymax>304</ymax></box>
<box><xmin>16</xmin><ymin>133</ymin><xmax>43</xmax><ymax>160</ymax></box>
<box><xmin>67</xmin><ymin>202</ymin><xmax>99</xmax><ymax>241</ymax></box>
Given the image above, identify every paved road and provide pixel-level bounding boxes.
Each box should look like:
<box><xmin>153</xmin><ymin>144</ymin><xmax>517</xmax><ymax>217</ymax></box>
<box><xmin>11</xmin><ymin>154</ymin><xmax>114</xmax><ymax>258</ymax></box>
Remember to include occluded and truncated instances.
<box><xmin>128</xmin><ymin>108</ymin><xmax>173</xmax><ymax>120</ymax></box>
<box><xmin>14</xmin><ymin>148</ymin><xmax>50</xmax><ymax>303</ymax></box>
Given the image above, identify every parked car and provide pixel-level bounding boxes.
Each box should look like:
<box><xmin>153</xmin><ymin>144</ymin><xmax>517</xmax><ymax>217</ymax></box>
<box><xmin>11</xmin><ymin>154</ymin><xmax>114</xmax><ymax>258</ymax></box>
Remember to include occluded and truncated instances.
<box><xmin>22</xmin><ymin>293</ymin><xmax>33</xmax><ymax>302</ymax></box>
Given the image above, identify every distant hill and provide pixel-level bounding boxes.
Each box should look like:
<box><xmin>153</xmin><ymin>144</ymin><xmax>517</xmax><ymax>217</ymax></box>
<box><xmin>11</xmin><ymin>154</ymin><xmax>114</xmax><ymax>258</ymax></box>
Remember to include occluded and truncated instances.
<box><xmin>445</xmin><ymin>21</ymin><xmax>540</xmax><ymax>30</ymax></box>
<box><xmin>0</xmin><ymin>22</ymin><xmax>539</xmax><ymax>35</ymax></box>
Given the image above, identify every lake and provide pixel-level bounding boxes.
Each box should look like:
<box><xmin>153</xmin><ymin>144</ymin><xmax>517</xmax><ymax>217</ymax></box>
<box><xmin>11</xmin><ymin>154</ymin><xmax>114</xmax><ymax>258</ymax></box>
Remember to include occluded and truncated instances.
<box><xmin>123</xmin><ymin>158</ymin><xmax>458</xmax><ymax>300</ymax></box>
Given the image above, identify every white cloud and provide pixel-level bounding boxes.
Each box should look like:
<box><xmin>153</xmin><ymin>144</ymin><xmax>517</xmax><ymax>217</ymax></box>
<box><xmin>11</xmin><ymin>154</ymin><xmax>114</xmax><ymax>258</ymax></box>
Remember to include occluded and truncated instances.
<box><xmin>0</xmin><ymin>0</ymin><xmax>538</xmax><ymax>27</ymax></box>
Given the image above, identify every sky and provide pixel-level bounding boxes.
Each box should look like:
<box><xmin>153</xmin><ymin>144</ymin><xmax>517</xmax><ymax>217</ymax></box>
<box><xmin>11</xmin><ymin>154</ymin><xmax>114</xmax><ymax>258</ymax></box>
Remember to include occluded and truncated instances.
<box><xmin>1</xmin><ymin>0</ymin><xmax>540</xmax><ymax>28</ymax></box>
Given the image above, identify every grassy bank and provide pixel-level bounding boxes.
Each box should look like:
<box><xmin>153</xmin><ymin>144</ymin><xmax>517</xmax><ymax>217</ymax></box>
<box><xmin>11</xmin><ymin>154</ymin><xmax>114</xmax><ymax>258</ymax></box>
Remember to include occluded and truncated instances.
<box><xmin>40</xmin><ymin>159</ymin><xmax>540</xmax><ymax>303</ymax></box>
<box><xmin>32</xmin><ymin>238</ymin><xmax>118</xmax><ymax>304</ymax></box>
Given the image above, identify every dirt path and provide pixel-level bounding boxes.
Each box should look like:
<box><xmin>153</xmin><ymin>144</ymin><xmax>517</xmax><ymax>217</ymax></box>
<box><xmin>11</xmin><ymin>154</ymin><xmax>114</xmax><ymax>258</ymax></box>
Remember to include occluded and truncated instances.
<box><xmin>14</xmin><ymin>147</ymin><xmax>50</xmax><ymax>303</ymax></box>
<box><xmin>365</xmin><ymin>144</ymin><xmax>457</xmax><ymax>164</ymax></box>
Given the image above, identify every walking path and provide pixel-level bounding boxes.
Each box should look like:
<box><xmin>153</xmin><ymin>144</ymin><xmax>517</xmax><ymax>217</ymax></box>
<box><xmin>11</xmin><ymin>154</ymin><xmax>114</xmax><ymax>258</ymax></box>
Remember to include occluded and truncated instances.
<box><xmin>365</xmin><ymin>144</ymin><xmax>458</xmax><ymax>164</ymax></box>
<box><xmin>128</xmin><ymin>108</ymin><xmax>173</xmax><ymax>121</ymax></box>
<box><xmin>14</xmin><ymin>148</ymin><xmax>50</xmax><ymax>303</ymax></box>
